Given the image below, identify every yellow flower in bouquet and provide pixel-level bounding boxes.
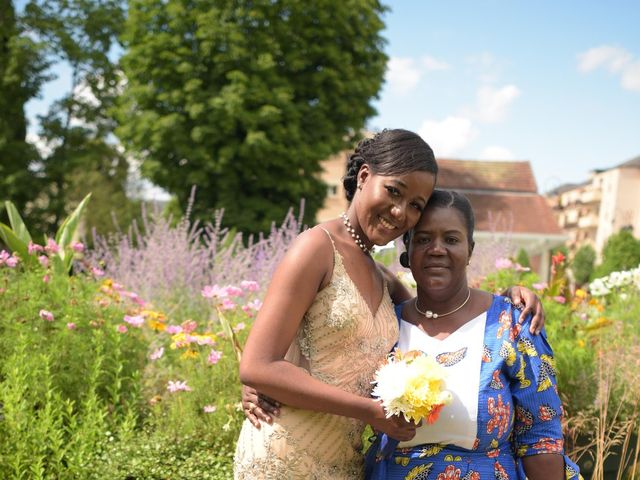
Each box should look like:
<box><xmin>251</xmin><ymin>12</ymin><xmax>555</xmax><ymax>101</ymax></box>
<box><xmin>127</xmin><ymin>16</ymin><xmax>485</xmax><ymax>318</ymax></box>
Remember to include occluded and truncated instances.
<box><xmin>371</xmin><ymin>349</ymin><xmax>452</xmax><ymax>424</ymax></box>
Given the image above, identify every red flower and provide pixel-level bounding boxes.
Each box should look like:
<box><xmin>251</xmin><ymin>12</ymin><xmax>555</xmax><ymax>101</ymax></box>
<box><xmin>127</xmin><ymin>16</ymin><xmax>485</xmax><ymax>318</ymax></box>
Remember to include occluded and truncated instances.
<box><xmin>437</xmin><ymin>465</ymin><xmax>461</xmax><ymax>480</ymax></box>
<box><xmin>487</xmin><ymin>395</ymin><xmax>510</xmax><ymax>438</ymax></box>
<box><xmin>551</xmin><ymin>251</ymin><xmax>565</xmax><ymax>266</ymax></box>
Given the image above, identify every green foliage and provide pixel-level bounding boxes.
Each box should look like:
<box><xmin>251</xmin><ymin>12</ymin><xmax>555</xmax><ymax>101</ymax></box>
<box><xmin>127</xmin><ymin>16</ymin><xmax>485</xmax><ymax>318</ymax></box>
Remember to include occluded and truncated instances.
<box><xmin>0</xmin><ymin>268</ymin><xmax>147</xmax><ymax>478</ymax></box>
<box><xmin>117</xmin><ymin>0</ymin><xmax>388</xmax><ymax>234</ymax></box>
<box><xmin>87</xmin><ymin>431</ymin><xmax>236</xmax><ymax>479</ymax></box>
<box><xmin>571</xmin><ymin>244</ymin><xmax>596</xmax><ymax>285</ymax></box>
<box><xmin>594</xmin><ymin>229</ymin><xmax>640</xmax><ymax>278</ymax></box>
<box><xmin>515</xmin><ymin>248</ymin><xmax>531</xmax><ymax>268</ymax></box>
<box><xmin>0</xmin><ymin>193</ymin><xmax>91</xmax><ymax>272</ymax></box>
<box><xmin>12</xmin><ymin>0</ymin><xmax>138</xmax><ymax>238</ymax></box>
<box><xmin>0</xmin><ymin>0</ymin><xmax>49</xmax><ymax>216</ymax></box>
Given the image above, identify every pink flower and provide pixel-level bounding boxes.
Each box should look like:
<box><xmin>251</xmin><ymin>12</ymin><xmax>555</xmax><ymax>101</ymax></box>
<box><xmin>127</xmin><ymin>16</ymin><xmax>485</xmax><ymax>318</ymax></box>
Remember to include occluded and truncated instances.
<box><xmin>117</xmin><ymin>324</ymin><xmax>128</xmax><ymax>333</ymax></box>
<box><xmin>123</xmin><ymin>291</ymin><xmax>146</xmax><ymax>306</ymax></box>
<box><xmin>0</xmin><ymin>250</ymin><xmax>9</xmax><ymax>263</ymax></box>
<box><xmin>124</xmin><ymin>315</ymin><xmax>144</xmax><ymax>327</ymax></box>
<box><xmin>181</xmin><ymin>320</ymin><xmax>198</xmax><ymax>333</ymax></box>
<box><xmin>240</xmin><ymin>280</ymin><xmax>260</xmax><ymax>292</ymax></box>
<box><xmin>28</xmin><ymin>242</ymin><xmax>44</xmax><ymax>254</ymax></box>
<box><xmin>39</xmin><ymin>309</ymin><xmax>54</xmax><ymax>322</ymax></box>
<box><xmin>45</xmin><ymin>238</ymin><xmax>59</xmax><ymax>254</ymax></box>
<box><xmin>165</xmin><ymin>325</ymin><xmax>183</xmax><ymax>334</ymax></box>
<box><xmin>70</xmin><ymin>241</ymin><xmax>85</xmax><ymax>253</ymax></box>
<box><xmin>42</xmin><ymin>274</ymin><xmax>50</xmax><ymax>283</ymax></box>
<box><xmin>553</xmin><ymin>295</ymin><xmax>566</xmax><ymax>304</ymax></box>
<box><xmin>201</xmin><ymin>284</ymin><xmax>228</xmax><ymax>298</ymax></box>
<box><xmin>495</xmin><ymin>258</ymin><xmax>513</xmax><ymax>270</ymax></box>
<box><xmin>207</xmin><ymin>349</ymin><xmax>223</xmax><ymax>365</ymax></box>
<box><xmin>224</xmin><ymin>285</ymin><xmax>244</xmax><ymax>297</ymax></box>
<box><xmin>66</xmin><ymin>322</ymin><xmax>77</xmax><ymax>330</ymax></box>
<box><xmin>246</xmin><ymin>299</ymin><xmax>263</xmax><ymax>311</ymax></box>
<box><xmin>532</xmin><ymin>282</ymin><xmax>547</xmax><ymax>291</ymax></box>
<box><xmin>203</xmin><ymin>405</ymin><xmax>217</xmax><ymax>413</ymax></box>
<box><xmin>241</xmin><ymin>305</ymin><xmax>254</xmax><ymax>317</ymax></box>
<box><xmin>38</xmin><ymin>255</ymin><xmax>49</xmax><ymax>268</ymax></box>
<box><xmin>91</xmin><ymin>267</ymin><xmax>105</xmax><ymax>277</ymax></box>
<box><xmin>233</xmin><ymin>322</ymin><xmax>246</xmax><ymax>332</ymax></box>
<box><xmin>150</xmin><ymin>347</ymin><xmax>164</xmax><ymax>360</ymax></box>
<box><xmin>167</xmin><ymin>380</ymin><xmax>192</xmax><ymax>393</ymax></box>
<box><xmin>221</xmin><ymin>298</ymin><xmax>236</xmax><ymax>310</ymax></box>
<box><xmin>5</xmin><ymin>256</ymin><xmax>19</xmax><ymax>268</ymax></box>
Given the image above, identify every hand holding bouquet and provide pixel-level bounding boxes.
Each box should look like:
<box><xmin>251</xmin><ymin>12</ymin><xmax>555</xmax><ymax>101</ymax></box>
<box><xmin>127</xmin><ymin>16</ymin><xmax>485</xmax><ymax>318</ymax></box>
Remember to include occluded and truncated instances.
<box><xmin>371</xmin><ymin>349</ymin><xmax>452</xmax><ymax>424</ymax></box>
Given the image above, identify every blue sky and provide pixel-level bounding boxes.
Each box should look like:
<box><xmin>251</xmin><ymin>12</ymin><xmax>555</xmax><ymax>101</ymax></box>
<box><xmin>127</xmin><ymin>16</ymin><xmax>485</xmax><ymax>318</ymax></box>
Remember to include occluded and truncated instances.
<box><xmin>369</xmin><ymin>1</ymin><xmax>640</xmax><ymax>192</ymax></box>
<box><xmin>25</xmin><ymin>1</ymin><xmax>639</xmax><ymax>194</ymax></box>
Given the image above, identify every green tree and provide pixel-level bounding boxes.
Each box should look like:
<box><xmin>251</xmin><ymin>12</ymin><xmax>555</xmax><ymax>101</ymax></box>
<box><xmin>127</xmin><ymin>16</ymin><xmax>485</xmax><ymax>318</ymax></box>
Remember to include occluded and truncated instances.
<box><xmin>20</xmin><ymin>0</ymin><xmax>137</xmax><ymax>236</ymax></box>
<box><xmin>594</xmin><ymin>229</ymin><xmax>640</xmax><ymax>278</ymax></box>
<box><xmin>116</xmin><ymin>0</ymin><xmax>388</xmax><ymax>234</ymax></box>
<box><xmin>571</xmin><ymin>244</ymin><xmax>596</xmax><ymax>285</ymax></box>
<box><xmin>0</xmin><ymin>0</ymin><xmax>49</xmax><ymax>215</ymax></box>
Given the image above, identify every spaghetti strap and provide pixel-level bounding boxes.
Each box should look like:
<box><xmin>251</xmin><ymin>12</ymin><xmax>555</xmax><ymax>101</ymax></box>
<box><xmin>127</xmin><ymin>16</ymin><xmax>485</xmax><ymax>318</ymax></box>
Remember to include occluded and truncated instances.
<box><xmin>317</xmin><ymin>226</ymin><xmax>336</xmax><ymax>249</ymax></box>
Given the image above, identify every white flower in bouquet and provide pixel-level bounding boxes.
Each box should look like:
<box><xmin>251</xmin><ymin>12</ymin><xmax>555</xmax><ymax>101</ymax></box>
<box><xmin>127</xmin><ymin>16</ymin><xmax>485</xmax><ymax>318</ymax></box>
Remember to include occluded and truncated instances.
<box><xmin>371</xmin><ymin>349</ymin><xmax>452</xmax><ymax>424</ymax></box>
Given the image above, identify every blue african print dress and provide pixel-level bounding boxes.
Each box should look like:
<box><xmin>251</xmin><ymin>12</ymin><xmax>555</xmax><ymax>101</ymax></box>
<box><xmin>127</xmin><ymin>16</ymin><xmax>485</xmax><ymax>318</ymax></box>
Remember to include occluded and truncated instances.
<box><xmin>364</xmin><ymin>295</ymin><xmax>581</xmax><ymax>480</ymax></box>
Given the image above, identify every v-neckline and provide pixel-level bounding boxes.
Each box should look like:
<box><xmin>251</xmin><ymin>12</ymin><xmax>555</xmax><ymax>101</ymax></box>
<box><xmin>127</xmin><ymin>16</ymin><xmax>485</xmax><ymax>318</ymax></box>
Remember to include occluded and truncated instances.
<box><xmin>334</xmin><ymin>248</ymin><xmax>387</xmax><ymax>319</ymax></box>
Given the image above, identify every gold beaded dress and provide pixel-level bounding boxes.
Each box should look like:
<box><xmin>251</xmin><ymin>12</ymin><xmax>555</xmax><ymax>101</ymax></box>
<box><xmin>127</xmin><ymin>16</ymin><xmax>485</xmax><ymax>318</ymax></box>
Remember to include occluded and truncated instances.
<box><xmin>233</xmin><ymin>228</ymin><xmax>398</xmax><ymax>480</ymax></box>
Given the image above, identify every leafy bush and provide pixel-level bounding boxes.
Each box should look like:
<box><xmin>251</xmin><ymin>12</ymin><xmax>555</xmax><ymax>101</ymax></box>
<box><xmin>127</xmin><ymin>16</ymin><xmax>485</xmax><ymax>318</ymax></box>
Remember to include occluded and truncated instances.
<box><xmin>571</xmin><ymin>244</ymin><xmax>596</xmax><ymax>285</ymax></box>
<box><xmin>594</xmin><ymin>229</ymin><xmax>640</xmax><ymax>279</ymax></box>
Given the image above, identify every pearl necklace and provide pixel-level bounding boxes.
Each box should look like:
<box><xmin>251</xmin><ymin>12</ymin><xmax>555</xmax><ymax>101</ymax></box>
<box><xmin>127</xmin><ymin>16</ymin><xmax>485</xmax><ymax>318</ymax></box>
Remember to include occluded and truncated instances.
<box><xmin>415</xmin><ymin>289</ymin><xmax>471</xmax><ymax>319</ymax></box>
<box><xmin>340</xmin><ymin>212</ymin><xmax>370</xmax><ymax>254</ymax></box>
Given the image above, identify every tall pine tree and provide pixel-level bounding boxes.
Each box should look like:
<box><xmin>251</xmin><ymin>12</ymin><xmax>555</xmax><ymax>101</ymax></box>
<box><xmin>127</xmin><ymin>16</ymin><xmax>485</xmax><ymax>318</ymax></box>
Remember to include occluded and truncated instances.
<box><xmin>117</xmin><ymin>0</ymin><xmax>388</xmax><ymax>234</ymax></box>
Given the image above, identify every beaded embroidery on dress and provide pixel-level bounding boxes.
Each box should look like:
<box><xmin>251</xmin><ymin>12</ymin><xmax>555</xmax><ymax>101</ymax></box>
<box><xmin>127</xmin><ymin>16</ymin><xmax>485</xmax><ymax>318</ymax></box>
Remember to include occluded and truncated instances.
<box><xmin>233</xmin><ymin>227</ymin><xmax>399</xmax><ymax>479</ymax></box>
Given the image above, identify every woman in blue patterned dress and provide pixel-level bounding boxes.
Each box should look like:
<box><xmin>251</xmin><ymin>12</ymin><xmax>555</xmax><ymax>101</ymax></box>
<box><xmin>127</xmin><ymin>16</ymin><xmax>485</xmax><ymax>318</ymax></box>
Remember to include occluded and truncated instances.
<box><xmin>365</xmin><ymin>189</ymin><xmax>580</xmax><ymax>480</ymax></box>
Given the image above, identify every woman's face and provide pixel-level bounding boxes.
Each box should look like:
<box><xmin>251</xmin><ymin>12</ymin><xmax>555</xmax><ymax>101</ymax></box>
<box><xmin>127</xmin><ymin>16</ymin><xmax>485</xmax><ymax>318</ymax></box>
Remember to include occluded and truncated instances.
<box><xmin>408</xmin><ymin>206</ymin><xmax>472</xmax><ymax>294</ymax></box>
<box><xmin>355</xmin><ymin>166</ymin><xmax>436</xmax><ymax>246</ymax></box>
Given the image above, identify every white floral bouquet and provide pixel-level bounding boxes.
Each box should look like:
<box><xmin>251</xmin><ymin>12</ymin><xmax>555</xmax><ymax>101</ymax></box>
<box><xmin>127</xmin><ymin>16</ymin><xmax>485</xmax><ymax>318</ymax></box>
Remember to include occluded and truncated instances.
<box><xmin>371</xmin><ymin>349</ymin><xmax>452</xmax><ymax>424</ymax></box>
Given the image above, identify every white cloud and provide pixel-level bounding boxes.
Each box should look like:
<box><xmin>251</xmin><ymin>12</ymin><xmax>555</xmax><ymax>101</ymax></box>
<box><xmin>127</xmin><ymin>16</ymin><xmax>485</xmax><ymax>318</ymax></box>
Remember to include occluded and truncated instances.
<box><xmin>621</xmin><ymin>61</ymin><xmax>640</xmax><ymax>92</ymax></box>
<box><xmin>385</xmin><ymin>57</ymin><xmax>421</xmax><ymax>94</ymax></box>
<box><xmin>418</xmin><ymin>116</ymin><xmax>476</xmax><ymax>157</ymax></box>
<box><xmin>473</xmin><ymin>84</ymin><xmax>520</xmax><ymax>123</ymax></box>
<box><xmin>422</xmin><ymin>55</ymin><xmax>450</xmax><ymax>71</ymax></box>
<box><xmin>577</xmin><ymin>45</ymin><xmax>640</xmax><ymax>92</ymax></box>
<box><xmin>577</xmin><ymin>45</ymin><xmax>632</xmax><ymax>73</ymax></box>
<box><xmin>478</xmin><ymin>146</ymin><xmax>514</xmax><ymax>160</ymax></box>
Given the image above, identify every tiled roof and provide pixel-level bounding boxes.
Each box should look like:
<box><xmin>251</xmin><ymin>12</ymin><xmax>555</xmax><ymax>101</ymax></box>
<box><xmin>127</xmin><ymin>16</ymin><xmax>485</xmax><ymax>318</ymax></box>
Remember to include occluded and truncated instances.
<box><xmin>436</xmin><ymin>159</ymin><xmax>538</xmax><ymax>193</ymax></box>
<box><xmin>433</xmin><ymin>159</ymin><xmax>561</xmax><ymax>235</ymax></box>
<box><xmin>463</xmin><ymin>193</ymin><xmax>563</xmax><ymax>235</ymax></box>
<box><xmin>616</xmin><ymin>155</ymin><xmax>640</xmax><ymax>169</ymax></box>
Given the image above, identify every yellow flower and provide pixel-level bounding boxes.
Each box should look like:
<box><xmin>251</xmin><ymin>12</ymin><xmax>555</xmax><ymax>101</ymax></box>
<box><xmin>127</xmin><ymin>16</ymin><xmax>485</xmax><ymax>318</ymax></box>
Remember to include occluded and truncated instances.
<box><xmin>577</xmin><ymin>339</ymin><xmax>585</xmax><ymax>348</ymax></box>
<box><xmin>575</xmin><ymin>289</ymin><xmax>587</xmax><ymax>299</ymax></box>
<box><xmin>170</xmin><ymin>333</ymin><xmax>188</xmax><ymax>349</ymax></box>
<box><xmin>181</xmin><ymin>349</ymin><xmax>199</xmax><ymax>360</ymax></box>
<box><xmin>148</xmin><ymin>320</ymin><xmax>166</xmax><ymax>332</ymax></box>
<box><xmin>142</xmin><ymin>309</ymin><xmax>167</xmax><ymax>322</ymax></box>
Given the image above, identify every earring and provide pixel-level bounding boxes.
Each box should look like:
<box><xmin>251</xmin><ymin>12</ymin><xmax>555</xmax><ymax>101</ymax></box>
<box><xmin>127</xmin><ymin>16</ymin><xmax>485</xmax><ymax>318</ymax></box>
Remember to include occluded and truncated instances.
<box><xmin>399</xmin><ymin>252</ymin><xmax>410</xmax><ymax>268</ymax></box>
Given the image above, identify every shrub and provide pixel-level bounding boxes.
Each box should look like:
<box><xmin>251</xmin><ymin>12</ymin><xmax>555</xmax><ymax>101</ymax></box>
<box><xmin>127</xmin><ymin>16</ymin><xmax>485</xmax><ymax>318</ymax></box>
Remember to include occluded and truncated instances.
<box><xmin>571</xmin><ymin>244</ymin><xmax>596</xmax><ymax>286</ymax></box>
<box><xmin>594</xmin><ymin>229</ymin><xmax>640</xmax><ymax>279</ymax></box>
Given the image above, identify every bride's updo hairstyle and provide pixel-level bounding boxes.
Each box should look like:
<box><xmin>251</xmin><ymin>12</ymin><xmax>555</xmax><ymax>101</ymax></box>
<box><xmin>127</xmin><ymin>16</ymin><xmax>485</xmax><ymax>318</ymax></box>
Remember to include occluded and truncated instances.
<box><xmin>342</xmin><ymin>129</ymin><xmax>438</xmax><ymax>202</ymax></box>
